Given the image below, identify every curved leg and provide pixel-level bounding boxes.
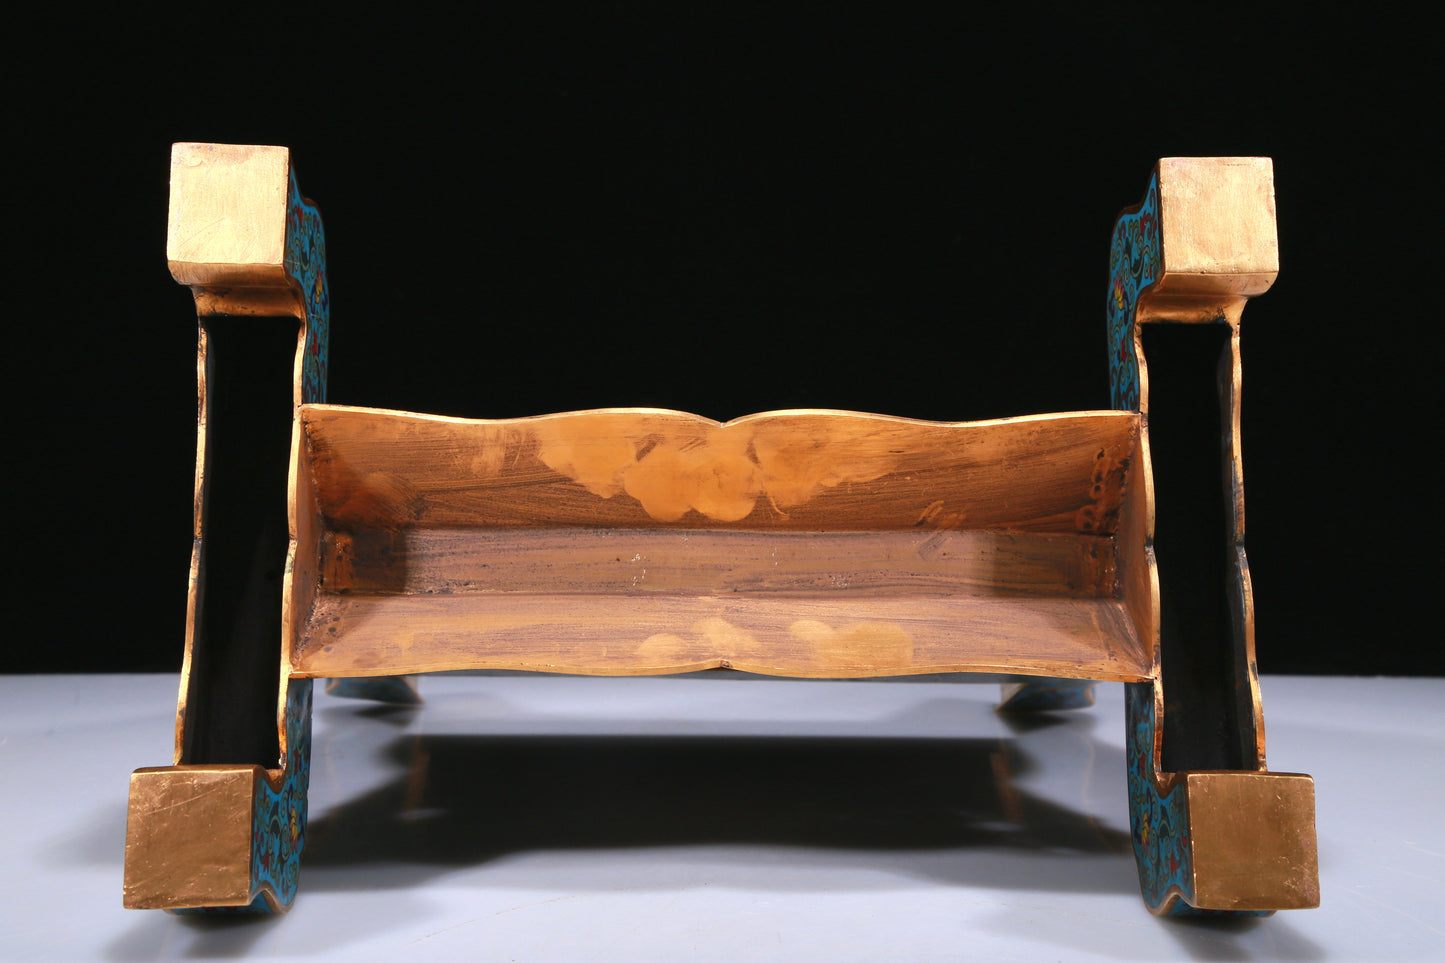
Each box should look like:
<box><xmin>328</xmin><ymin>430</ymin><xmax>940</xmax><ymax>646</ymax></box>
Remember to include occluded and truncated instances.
<box><xmin>125</xmin><ymin>145</ymin><xmax>329</xmax><ymax>912</ymax></box>
<box><xmin>1110</xmin><ymin>159</ymin><xmax>1318</xmax><ymax>915</ymax></box>
<box><xmin>128</xmin><ymin>680</ymin><xmax>313</xmax><ymax>913</ymax></box>
<box><xmin>997</xmin><ymin>678</ymin><xmax>1097</xmax><ymax>713</ymax></box>
<box><xmin>327</xmin><ymin>675</ymin><xmax>423</xmax><ymax>705</ymax></box>
<box><xmin>1127</xmin><ymin>681</ymin><xmax>1316</xmax><ymax>915</ymax></box>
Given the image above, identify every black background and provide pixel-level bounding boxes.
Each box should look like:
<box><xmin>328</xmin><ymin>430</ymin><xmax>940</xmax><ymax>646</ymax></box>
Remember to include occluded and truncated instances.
<box><xmin>13</xmin><ymin>7</ymin><xmax>1434</xmax><ymax>674</ymax></box>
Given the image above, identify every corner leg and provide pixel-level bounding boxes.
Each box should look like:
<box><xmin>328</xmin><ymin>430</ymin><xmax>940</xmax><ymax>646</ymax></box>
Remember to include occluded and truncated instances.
<box><xmin>997</xmin><ymin>678</ymin><xmax>1097</xmax><ymax>712</ymax></box>
<box><xmin>125</xmin><ymin>145</ymin><xmax>331</xmax><ymax>913</ymax></box>
<box><xmin>1127</xmin><ymin>682</ymin><xmax>1317</xmax><ymax>915</ymax></box>
<box><xmin>125</xmin><ymin>680</ymin><xmax>312</xmax><ymax>912</ymax></box>
<box><xmin>1109</xmin><ymin>159</ymin><xmax>1318</xmax><ymax>915</ymax></box>
<box><xmin>327</xmin><ymin>675</ymin><xmax>423</xmax><ymax>705</ymax></box>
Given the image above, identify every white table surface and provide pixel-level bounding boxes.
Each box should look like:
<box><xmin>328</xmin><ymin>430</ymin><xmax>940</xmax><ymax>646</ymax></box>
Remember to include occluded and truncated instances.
<box><xmin>2</xmin><ymin>672</ymin><xmax>1440</xmax><ymax>961</ymax></box>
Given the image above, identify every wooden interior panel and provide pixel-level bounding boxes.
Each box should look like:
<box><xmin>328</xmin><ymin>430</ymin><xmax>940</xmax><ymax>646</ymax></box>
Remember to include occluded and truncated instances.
<box><xmin>300</xmin><ymin>405</ymin><xmax>1138</xmax><ymax>534</ymax></box>
<box><xmin>319</xmin><ymin>528</ymin><xmax>1116</xmax><ymax>599</ymax></box>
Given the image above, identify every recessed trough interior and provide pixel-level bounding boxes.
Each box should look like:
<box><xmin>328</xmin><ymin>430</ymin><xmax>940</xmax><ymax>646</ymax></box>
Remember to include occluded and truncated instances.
<box><xmin>289</xmin><ymin>404</ymin><xmax>1151</xmax><ymax>681</ymax></box>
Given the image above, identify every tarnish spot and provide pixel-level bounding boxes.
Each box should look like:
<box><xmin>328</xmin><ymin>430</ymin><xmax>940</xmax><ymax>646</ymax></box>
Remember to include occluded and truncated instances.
<box><xmin>693</xmin><ymin>618</ymin><xmax>762</xmax><ymax>654</ymax></box>
<box><xmin>636</xmin><ymin>632</ymin><xmax>690</xmax><ymax>661</ymax></box>
<box><xmin>915</xmin><ymin>499</ymin><xmax>965</xmax><ymax>530</ymax></box>
<box><xmin>531</xmin><ymin>416</ymin><xmax>902</xmax><ymax>523</ymax></box>
<box><xmin>1075</xmin><ymin>447</ymin><xmax>1130</xmax><ymax>533</ymax></box>
<box><xmin>332</xmin><ymin>472</ymin><xmax>422</xmax><ymax>527</ymax></box>
<box><xmin>633</xmin><ymin>619</ymin><xmax>762</xmax><ymax>661</ymax></box>
<box><xmin>752</xmin><ymin>426</ymin><xmax>900</xmax><ymax>510</ymax></box>
<box><xmin>534</xmin><ymin>420</ymin><xmax>639</xmax><ymax>499</ymax></box>
<box><xmin>459</xmin><ymin>425</ymin><xmax>512</xmax><ymax>478</ymax></box>
<box><xmin>634</xmin><ymin>618</ymin><xmax>911</xmax><ymax>669</ymax></box>
<box><xmin>624</xmin><ymin>434</ymin><xmax>760</xmax><ymax>522</ymax></box>
<box><xmin>788</xmin><ymin>619</ymin><xmax>914</xmax><ymax>665</ymax></box>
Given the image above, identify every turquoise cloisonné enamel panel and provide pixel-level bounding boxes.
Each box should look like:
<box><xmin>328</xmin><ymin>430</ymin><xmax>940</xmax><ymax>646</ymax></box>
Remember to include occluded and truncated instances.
<box><xmin>247</xmin><ymin>678</ymin><xmax>313</xmax><ymax>910</ymax></box>
<box><xmin>286</xmin><ymin>165</ymin><xmax>329</xmax><ymax>406</ymax></box>
<box><xmin>1109</xmin><ymin>171</ymin><xmax>1187</xmax><ymax>913</ymax></box>
<box><xmin>1109</xmin><ymin>175</ymin><xmax>1190</xmax><ymax>913</ymax></box>
<box><xmin>241</xmin><ymin>162</ymin><xmax>328</xmax><ymax>910</ymax></box>
<box><xmin>1111</xmin><ymin>177</ymin><xmax>1265</xmax><ymax>917</ymax></box>
<box><xmin>173</xmin><ymin>680</ymin><xmax>312</xmax><ymax>914</ymax></box>
<box><xmin>253</xmin><ymin>678</ymin><xmax>312</xmax><ymax>908</ymax></box>
<box><xmin>185</xmin><ymin>164</ymin><xmax>327</xmax><ymax>914</ymax></box>
<box><xmin>1125</xmin><ymin>681</ymin><xmax>1193</xmax><ymax>911</ymax></box>
<box><xmin>1107</xmin><ymin>172</ymin><xmax>1160</xmax><ymax>412</ymax></box>
<box><xmin>1125</xmin><ymin>681</ymin><xmax>1268</xmax><ymax>916</ymax></box>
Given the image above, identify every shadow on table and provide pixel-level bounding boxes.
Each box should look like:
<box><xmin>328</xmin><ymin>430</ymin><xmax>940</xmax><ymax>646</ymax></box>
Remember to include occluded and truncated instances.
<box><xmin>105</xmin><ymin>691</ymin><xmax>1325</xmax><ymax>961</ymax></box>
<box><xmin>301</xmin><ymin>720</ymin><xmax>1133</xmax><ymax>896</ymax></box>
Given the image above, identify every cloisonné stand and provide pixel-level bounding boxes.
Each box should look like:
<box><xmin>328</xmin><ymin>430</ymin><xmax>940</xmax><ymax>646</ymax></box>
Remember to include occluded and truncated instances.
<box><xmin>124</xmin><ymin>144</ymin><xmax>1318</xmax><ymax>916</ymax></box>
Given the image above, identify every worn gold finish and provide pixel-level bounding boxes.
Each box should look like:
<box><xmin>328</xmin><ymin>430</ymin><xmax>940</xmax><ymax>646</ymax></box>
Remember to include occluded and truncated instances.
<box><xmin>123</xmin><ymin>766</ymin><xmax>260</xmax><ymax>910</ymax></box>
<box><xmin>1149</xmin><ymin>156</ymin><xmax>1278</xmax><ymax>307</ymax></box>
<box><xmin>167</xmin><ymin>143</ymin><xmax>310</xmax><ymax>317</ymax></box>
<box><xmin>1186</xmin><ymin>772</ymin><xmax>1320</xmax><ymax>910</ymax></box>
